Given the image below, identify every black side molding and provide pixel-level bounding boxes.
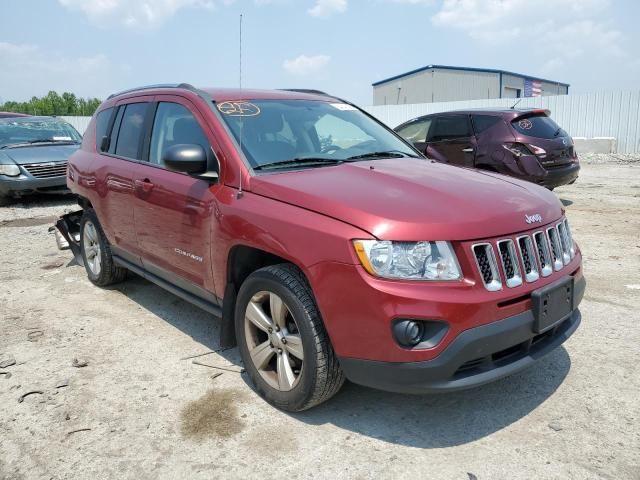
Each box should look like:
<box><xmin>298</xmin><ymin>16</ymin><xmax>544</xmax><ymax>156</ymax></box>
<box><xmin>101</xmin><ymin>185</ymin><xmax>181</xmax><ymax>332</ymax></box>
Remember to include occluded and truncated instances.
<box><xmin>113</xmin><ymin>255</ymin><xmax>223</xmax><ymax>318</ymax></box>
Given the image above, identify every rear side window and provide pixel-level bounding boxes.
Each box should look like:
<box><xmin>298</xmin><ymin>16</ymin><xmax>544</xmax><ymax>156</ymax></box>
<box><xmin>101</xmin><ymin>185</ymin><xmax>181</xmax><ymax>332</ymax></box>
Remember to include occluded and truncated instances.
<box><xmin>396</xmin><ymin>118</ymin><xmax>432</xmax><ymax>143</ymax></box>
<box><xmin>429</xmin><ymin>115</ymin><xmax>471</xmax><ymax>141</ymax></box>
<box><xmin>511</xmin><ymin>114</ymin><xmax>566</xmax><ymax>139</ymax></box>
<box><xmin>471</xmin><ymin>115</ymin><xmax>501</xmax><ymax>134</ymax></box>
<box><xmin>95</xmin><ymin>108</ymin><xmax>113</xmax><ymax>151</ymax></box>
<box><xmin>149</xmin><ymin>102</ymin><xmax>210</xmax><ymax>167</ymax></box>
<box><xmin>114</xmin><ymin>103</ymin><xmax>149</xmax><ymax>160</ymax></box>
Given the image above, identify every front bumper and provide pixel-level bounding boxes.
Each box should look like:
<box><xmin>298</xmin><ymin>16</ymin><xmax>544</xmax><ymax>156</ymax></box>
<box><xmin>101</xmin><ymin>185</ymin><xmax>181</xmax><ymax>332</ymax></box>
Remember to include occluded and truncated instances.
<box><xmin>339</xmin><ymin>275</ymin><xmax>584</xmax><ymax>394</ymax></box>
<box><xmin>0</xmin><ymin>174</ymin><xmax>68</xmax><ymax>196</ymax></box>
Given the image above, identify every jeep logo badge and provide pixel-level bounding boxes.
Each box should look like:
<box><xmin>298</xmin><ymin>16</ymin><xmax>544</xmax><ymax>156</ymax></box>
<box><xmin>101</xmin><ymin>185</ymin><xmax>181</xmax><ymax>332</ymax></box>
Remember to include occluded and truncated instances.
<box><xmin>525</xmin><ymin>213</ymin><xmax>543</xmax><ymax>224</ymax></box>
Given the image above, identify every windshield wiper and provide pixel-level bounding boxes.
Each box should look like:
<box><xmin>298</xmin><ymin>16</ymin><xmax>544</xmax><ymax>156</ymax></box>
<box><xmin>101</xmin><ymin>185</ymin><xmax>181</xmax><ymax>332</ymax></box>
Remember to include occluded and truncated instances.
<box><xmin>28</xmin><ymin>138</ymin><xmax>78</xmax><ymax>144</ymax></box>
<box><xmin>346</xmin><ymin>150</ymin><xmax>420</xmax><ymax>161</ymax></box>
<box><xmin>0</xmin><ymin>139</ymin><xmax>78</xmax><ymax>149</ymax></box>
<box><xmin>253</xmin><ymin>157</ymin><xmax>343</xmax><ymax>171</ymax></box>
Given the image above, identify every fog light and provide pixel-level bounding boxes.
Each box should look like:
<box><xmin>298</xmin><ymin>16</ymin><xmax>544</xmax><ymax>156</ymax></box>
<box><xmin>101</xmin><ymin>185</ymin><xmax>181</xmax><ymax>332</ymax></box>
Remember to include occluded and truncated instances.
<box><xmin>393</xmin><ymin>320</ymin><xmax>424</xmax><ymax>347</ymax></box>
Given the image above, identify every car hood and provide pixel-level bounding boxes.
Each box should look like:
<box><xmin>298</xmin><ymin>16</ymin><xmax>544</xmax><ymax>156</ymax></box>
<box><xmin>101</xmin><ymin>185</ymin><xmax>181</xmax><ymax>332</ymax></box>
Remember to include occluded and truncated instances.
<box><xmin>0</xmin><ymin>144</ymin><xmax>80</xmax><ymax>165</ymax></box>
<box><xmin>249</xmin><ymin>158</ymin><xmax>563</xmax><ymax>241</ymax></box>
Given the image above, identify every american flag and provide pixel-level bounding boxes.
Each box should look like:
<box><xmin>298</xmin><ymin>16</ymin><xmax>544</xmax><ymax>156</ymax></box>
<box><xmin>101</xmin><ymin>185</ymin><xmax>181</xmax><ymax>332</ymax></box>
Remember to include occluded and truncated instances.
<box><xmin>524</xmin><ymin>79</ymin><xmax>543</xmax><ymax>97</ymax></box>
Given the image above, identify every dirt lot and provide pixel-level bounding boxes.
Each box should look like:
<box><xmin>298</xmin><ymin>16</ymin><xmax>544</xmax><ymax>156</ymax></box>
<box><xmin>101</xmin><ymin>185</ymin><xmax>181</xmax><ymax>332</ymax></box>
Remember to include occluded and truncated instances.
<box><xmin>1</xmin><ymin>156</ymin><xmax>639</xmax><ymax>480</ymax></box>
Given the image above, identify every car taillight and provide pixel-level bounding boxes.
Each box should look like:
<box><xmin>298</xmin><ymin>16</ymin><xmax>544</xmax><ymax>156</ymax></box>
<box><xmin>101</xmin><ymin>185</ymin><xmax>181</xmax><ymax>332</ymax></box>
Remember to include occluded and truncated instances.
<box><xmin>502</xmin><ymin>143</ymin><xmax>532</xmax><ymax>157</ymax></box>
<box><xmin>526</xmin><ymin>144</ymin><xmax>547</xmax><ymax>157</ymax></box>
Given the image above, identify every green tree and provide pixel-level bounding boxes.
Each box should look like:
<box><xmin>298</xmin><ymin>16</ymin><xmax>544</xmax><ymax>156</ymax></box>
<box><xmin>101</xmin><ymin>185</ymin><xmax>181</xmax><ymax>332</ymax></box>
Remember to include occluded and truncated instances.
<box><xmin>0</xmin><ymin>91</ymin><xmax>102</xmax><ymax>116</ymax></box>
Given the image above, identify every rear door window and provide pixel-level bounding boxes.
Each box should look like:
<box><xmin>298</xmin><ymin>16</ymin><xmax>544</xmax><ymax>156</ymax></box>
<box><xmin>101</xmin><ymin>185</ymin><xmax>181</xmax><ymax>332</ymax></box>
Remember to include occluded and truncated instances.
<box><xmin>396</xmin><ymin>118</ymin><xmax>432</xmax><ymax>143</ymax></box>
<box><xmin>428</xmin><ymin>115</ymin><xmax>472</xmax><ymax>142</ymax></box>
<box><xmin>511</xmin><ymin>114</ymin><xmax>566</xmax><ymax>138</ymax></box>
<box><xmin>114</xmin><ymin>103</ymin><xmax>149</xmax><ymax>160</ymax></box>
<box><xmin>95</xmin><ymin>107</ymin><xmax>114</xmax><ymax>151</ymax></box>
<box><xmin>471</xmin><ymin>115</ymin><xmax>501</xmax><ymax>135</ymax></box>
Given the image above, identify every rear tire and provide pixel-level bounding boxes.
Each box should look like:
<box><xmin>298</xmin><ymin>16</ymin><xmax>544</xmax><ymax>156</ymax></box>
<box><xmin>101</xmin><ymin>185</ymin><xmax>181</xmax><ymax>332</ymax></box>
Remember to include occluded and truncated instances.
<box><xmin>235</xmin><ymin>264</ymin><xmax>344</xmax><ymax>411</ymax></box>
<box><xmin>0</xmin><ymin>195</ymin><xmax>10</xmax><ymax>207</ymax></box>
<box><xmin>80</xmin><ymin>210</ymin><xmax>127</xmax><ymax>287</ymax></box>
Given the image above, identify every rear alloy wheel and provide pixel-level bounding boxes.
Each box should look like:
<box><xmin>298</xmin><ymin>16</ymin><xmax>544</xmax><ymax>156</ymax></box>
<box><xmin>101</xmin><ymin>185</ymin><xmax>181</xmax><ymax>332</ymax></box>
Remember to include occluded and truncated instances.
<box><xmin>83</xmin><ymin>221</ymin><xmax>102</xmax><ymax>276</ymax></box>
<box><xmin>80</xmin><ymin>210</ymin><xmax>127</xmax><ymax>287</ymax></box>
<box><xmin>235</xmin><ymin>264</ymin><xmax>344</xmax><ymax>411</ymax></box>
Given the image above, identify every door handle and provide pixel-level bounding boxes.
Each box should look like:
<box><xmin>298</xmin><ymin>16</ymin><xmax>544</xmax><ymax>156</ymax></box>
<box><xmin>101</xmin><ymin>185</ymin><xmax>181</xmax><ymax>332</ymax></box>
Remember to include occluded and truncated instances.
<box><xmin>134</xmin><ymin>179</ymin><xmax>155</xmax><ymax>193</ymax></box>
<box><xmin>461</xmin><ymin>148</ymin><xmax>475</xmax><ymax>153</ymax></box>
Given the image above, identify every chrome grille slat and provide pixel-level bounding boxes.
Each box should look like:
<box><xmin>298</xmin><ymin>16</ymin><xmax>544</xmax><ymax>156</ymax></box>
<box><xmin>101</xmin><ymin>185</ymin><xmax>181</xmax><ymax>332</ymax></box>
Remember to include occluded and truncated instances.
<box><xmin>23</xmin><ymin>162</ymin><xmax>67</xmax><ymax>178</ymax></box>
<box><xmin>562</xmin><ymin>219</ymin><xmax>575</xmax><ymax>259</ymax></box>
<box><xmin>557</xmin><ymin>223</ymin><xmax>571</xmax><ymax>265</ymax></box>
<box><xmin>472</xmin><ymin>243</ymin><xmax>502</xmax><ymax>291</ymax></box>
<box><xmin>517</xmin><ymin>235</ymin><xmax>539</xmax><ymax>283</ymax></box>
<box><xmin>533</xmin><ymin>231</ymin><xmax>553</xmax><ymax>277</ymax></box>
<box><xmin>497</xmin><ymin>239</ymin><xmax>522</xmax><ymax>288</ymax></box>
<box><xmin>547</xmin><ymin>227</ymin><xmax>564</xmax><ymax>271</ymax></box>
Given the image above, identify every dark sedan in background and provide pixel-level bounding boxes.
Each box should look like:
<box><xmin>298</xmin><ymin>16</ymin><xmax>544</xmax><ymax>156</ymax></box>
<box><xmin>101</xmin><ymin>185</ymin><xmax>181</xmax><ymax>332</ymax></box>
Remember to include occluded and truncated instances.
<box><xmin>395</xmin><ymin>108</ymin><xmax>580</xmax><ymax>190</ymax></box>
<box><xmin>0</xmin><ymin>116</ymin><xmax>82</xmax><ymax>204</ymax></box>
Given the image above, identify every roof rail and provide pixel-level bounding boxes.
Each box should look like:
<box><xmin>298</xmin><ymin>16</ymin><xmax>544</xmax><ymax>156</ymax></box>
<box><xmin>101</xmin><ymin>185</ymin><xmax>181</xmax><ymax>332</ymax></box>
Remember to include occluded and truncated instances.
<box><xmin>279</xmin><ymin>89</ymin><xmax>331</xmax><ymax>96</ymax></box>
<box><xmin>107</xmin><ymin>83</ymin><xmax>197</xmax><ymax>100</ymax></box>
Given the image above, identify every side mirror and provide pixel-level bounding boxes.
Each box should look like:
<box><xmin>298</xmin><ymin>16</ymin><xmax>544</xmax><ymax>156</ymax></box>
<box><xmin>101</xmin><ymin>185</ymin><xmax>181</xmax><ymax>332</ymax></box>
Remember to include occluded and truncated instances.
<box><xmin>162</xmin><ymin>144</ymin><xmax>209</xmax><ymax>175</ymax></box>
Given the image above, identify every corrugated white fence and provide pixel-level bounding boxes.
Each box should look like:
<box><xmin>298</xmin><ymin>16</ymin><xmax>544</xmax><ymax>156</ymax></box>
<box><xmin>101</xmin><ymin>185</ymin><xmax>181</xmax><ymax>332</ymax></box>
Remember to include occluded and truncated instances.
<box><xmin>60</xmin><ymin>90</ymin><xmax>640</xmax><ymax>153</ymax></box>
<box><xmin>60</xmin><ymin>116</ymin><xmax>92</xmax><ymax>134</ymax></box>
<box><xmin>363</xmin><ymin>91</ymin><xmax>640</xmax><ymax>154</ymax></box>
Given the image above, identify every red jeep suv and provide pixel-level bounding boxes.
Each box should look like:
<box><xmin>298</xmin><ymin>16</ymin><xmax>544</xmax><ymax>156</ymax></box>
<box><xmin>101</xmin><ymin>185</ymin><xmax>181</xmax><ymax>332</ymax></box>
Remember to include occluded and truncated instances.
<box><xmin>56</xmin><ymin>84</ymin><xmax>585</xmax><ymax>411</ymax></box>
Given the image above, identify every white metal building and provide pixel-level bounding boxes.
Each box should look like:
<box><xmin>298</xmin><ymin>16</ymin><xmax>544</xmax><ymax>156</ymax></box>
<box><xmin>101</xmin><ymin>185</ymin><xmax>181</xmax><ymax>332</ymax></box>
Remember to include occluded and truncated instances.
<box><xmin>372</xmin><ymin>64</ymin><xmax>569</xmax><ymax>106</ymax></box>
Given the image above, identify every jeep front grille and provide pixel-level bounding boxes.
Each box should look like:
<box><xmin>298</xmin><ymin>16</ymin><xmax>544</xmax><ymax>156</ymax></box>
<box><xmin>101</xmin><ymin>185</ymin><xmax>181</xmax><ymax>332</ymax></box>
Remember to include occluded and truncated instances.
<box><xmin>472</xmin><ymin>219</ymin><xmax>575</xmax><ymax>291</ymax></box>
<box><xmin>23</xmin><ymin>162</ymin><xmax>68</xmax><ymax>178</ymax></box>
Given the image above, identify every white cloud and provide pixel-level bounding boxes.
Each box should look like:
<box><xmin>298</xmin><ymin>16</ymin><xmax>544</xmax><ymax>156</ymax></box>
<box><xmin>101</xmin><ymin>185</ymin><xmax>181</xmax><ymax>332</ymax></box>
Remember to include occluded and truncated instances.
<box><xmin>58</xmin><ymin>0</ymin><xmax>218</xmax><ymax>28</ymax></box>
<box><xmin>283</xmin><ymin>54</ymin><xmax>331</xmax><ymax>76</ymax></box>
<box><xmin>430</xmin><ymin>0</ymin><xmax>629</xmax><ymax>79</ymax></box>
<box><xmin>308</xmin><ymin>0</ymin><xmax>347</xmax><ymax>18</ymax></box>
<box><xmin>0</xmin><ymin>42</ymin><xmax>123</xmax><ymax>101</ymax></box>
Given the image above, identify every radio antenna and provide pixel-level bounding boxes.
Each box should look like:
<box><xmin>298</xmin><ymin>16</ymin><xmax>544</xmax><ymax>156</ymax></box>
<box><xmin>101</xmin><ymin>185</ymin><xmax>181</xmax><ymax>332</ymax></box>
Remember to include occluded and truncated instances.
<box><xmin>239</xmin><ymin>13</ymin><xmax>243</xmax><ymax>90</ymax></box>
<box><xmin>237</xmin><ymin>13</ymin><xmax>244</xmax><ymax>199</ymax></box>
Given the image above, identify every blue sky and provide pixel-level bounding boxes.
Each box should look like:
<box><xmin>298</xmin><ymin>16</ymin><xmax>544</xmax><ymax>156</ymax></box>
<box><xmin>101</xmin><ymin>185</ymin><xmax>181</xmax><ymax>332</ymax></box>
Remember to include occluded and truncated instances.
<box><xmin>1</xmin><ymin>0</ymin><xmax>639</xmax><ymax>106</ymax></box>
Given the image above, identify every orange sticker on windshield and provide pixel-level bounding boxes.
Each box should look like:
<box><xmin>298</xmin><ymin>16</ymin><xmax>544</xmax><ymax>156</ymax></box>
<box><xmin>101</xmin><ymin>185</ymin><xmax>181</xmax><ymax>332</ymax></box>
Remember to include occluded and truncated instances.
<box><xmin>217</xmin><ymin>101</ymin><xmax>261</xmax><ymax>116</ymax></box>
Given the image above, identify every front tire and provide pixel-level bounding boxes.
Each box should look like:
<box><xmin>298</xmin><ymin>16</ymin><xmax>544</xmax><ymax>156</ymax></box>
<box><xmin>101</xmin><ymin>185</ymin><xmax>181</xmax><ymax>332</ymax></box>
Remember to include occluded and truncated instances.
<box><xmin>80</xmin><ymin>210</ymin><xmax>127</xmax><ymax>287</ymax></box>
<box><xmin>235</xmin><ymin>264</ymin><xmax>344</xmax><ymax>411</ymax></box>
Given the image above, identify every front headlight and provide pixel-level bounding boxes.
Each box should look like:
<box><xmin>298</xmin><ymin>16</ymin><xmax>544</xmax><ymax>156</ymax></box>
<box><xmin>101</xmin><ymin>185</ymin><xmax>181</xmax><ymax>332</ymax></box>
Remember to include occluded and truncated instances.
<box><xmin>353</xmin><ymin>240</ymin><xmax>462</xmax><ymax>280</ymax></box>
<box><xmin>0</xmin><ymin>164</ymin><xmax>20</xmax><ymax>177</ymax></box>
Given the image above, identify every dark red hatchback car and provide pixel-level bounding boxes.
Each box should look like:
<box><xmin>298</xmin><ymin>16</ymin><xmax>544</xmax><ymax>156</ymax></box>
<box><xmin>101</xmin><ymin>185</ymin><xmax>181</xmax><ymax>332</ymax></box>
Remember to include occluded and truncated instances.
<box><xmin>395</xmin><ymin>108</ymin><xmax>580</xmax><ymax>190</ymax></box>
<box><xmin>56</xmin><ymin>85</ymin><xmax>585</xmax><ymax>411</ymax></box>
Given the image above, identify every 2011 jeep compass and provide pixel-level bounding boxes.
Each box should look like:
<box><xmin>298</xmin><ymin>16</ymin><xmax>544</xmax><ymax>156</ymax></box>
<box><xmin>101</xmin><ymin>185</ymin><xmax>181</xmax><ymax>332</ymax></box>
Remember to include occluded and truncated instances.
<box><xmin>56</xmin><ymin>84</ymin><xmax>585</xmax><ymax>411</ymax></box>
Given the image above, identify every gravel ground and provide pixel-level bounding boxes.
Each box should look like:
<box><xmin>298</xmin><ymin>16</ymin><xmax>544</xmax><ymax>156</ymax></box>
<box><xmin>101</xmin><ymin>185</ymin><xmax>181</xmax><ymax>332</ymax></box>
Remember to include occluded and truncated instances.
<box><xmin>1</xmin><ymin>155</ymin><xmax>639</xmax><ymax>480</ymax></box>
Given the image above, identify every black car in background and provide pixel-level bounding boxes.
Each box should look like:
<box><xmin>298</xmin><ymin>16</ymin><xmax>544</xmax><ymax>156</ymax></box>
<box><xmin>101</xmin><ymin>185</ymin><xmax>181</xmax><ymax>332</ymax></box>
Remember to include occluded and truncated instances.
<box><xmin>395</xmin><ymin>108</ymin><xmax>580</xmax><ymax>190</ymax></box>
<box><xmin>0</xmin><ymin>116</ymin><xmax>82</xmax><ymax>204</ymax></box>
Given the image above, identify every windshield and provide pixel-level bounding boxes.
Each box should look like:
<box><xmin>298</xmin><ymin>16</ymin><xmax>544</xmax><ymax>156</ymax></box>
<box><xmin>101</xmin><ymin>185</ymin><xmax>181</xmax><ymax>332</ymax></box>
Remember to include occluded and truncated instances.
<box><xmin>215</xmin><ymin>100</ymin><xmax>418</xmax><ymax>168</ymax></box>
<box><xmin>511</xmin><ymin>114</ymin><xmax>567</xmax><ymax>139</ymax></box>
<box><xmin>0</xmin><ymin>118</ymin><xmax>82</xmax><ymax>148</ymax></box>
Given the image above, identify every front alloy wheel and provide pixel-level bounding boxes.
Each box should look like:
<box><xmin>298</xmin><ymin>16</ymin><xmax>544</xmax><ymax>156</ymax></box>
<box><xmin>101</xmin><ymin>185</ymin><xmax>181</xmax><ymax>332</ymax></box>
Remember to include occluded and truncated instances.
<box><xmin>235</xmin><ymin>264</ymin><xmax>344</xmax><ymax>411</ymax></box>
<box><xmin>244</xmin><ymin>291</ymin><xmax>305</xmax><ymax>391</ymax></box>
